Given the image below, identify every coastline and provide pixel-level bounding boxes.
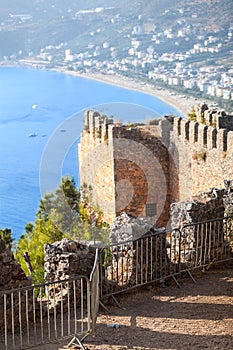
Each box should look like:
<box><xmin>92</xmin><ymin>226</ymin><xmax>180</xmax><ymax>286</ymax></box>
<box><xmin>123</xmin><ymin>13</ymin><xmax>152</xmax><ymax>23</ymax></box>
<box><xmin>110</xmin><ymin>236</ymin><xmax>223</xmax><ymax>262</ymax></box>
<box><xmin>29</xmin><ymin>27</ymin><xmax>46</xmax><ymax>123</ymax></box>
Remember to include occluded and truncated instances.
<box><xmin>1</xmin><ymin>61</ymin><xmax>199</xmax><ymax>117</ymax></box>
<box><xmin>62</xmin><ymin>70</ymin><xmax>201</xmax><ymax>117</ymax></box>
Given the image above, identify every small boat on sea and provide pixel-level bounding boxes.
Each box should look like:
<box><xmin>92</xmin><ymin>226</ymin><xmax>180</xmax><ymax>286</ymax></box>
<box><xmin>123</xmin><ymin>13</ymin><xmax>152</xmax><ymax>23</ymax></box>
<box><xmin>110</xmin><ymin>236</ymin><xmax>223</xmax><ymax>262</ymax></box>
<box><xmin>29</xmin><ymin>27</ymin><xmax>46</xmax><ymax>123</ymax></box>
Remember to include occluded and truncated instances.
<box><xmin>27</xmin><ymin>133</ymin><xmax>38</xmax><ymax>137</ymax></box>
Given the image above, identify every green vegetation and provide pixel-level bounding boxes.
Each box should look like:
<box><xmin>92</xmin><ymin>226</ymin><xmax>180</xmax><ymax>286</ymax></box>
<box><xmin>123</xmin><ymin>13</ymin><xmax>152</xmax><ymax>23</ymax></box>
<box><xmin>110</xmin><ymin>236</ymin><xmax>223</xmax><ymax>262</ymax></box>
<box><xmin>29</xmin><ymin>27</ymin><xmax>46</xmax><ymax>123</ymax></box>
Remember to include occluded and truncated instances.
<box><xmin>0</xmin><ymin>228</ymin><xmax>14</xmax><ymax>250</ymax></box>
<box><xmin>14</xmin><ymin>176</ymin><xmax>109</xmax><ymax>284</ymax></box>
<box><xmin>187</xmin><ymin>106</ymin><xmax>197</xmax><ymax>122</ymax></box>
<box><xmin>192</xmin><ymin>150</ymin><xmax>207</xmax><ymax>162</ymax></box>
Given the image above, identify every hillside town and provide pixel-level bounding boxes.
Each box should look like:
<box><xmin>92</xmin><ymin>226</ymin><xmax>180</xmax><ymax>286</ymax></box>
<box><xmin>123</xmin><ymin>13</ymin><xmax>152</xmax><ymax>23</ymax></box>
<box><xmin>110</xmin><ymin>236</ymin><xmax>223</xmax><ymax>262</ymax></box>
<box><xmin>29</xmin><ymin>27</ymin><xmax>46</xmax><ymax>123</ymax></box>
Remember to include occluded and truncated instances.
<box><xmin>1</xmin><ymin>2</ymin><xmax>233</xmax><ymax>109</ymax></box>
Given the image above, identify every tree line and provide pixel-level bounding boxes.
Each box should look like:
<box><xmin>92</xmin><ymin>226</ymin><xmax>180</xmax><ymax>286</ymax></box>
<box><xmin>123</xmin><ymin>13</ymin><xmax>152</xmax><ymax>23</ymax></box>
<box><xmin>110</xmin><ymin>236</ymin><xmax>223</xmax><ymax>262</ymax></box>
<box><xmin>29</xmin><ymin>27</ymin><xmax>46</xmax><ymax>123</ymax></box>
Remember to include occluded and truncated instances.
<box><xmin>1</xmin><ymin>176</ymin><xmax>109</xmax><ymax>284</ymax></box>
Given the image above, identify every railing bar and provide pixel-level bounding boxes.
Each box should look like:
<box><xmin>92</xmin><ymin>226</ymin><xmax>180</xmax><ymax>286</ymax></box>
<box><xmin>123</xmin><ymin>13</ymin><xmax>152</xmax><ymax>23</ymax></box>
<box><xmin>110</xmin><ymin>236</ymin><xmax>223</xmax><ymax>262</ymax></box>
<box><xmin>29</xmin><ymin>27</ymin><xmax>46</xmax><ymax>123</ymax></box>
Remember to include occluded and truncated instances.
<box><xmin>145</xmin><ymin>238</ymin><xmax>148</xmax><ymax>283</ymax></box>
<box><xmin>136</xmin><ymin>241</ymin><xmax>139</xmax><ymax>285</ymax></box>
<box><xmin>200</xmin><ymin>224</ymin><xmax>204</xmax><ymax>265</ymax></box>
<box><xmin>126</xmin><ymin>244</ymin><xmax>129</xmax><ymax>285</ymax></box>
<box><xmin>185</xmin><ymin>228</ymin><xmax>189</xmax><ymax>268</ymax></box>
<box><xmin>116</xmin><ymin>245</ymin><xmax>119</xmax><ymax>285</ymax></box>
<box><xmin>208</xmin><ymin>221</ymin><xmax>212</xmax><ymax>262</ymax></box>
<box><xmin>46</xmin><ymin>285</ymin><xmax>51</xmax><ymax>340</ymax></box>
<box><xmin>220</xmin><ymin>219</ymin><xmax>225</xmax><ymax>258</ymax></box>
<box><xmin>99</xmin><ymin>252</ymin><xmax>103</xmax><ymax>300</ymax></box>
<box><xmin>53</xmin><ymin>284</ymin><xmax>57</xmax><ymax>339</ymax></box>
<box><xmin>121</xmin><ymin>244</ymin><xmax>124</xmax><ymax>287</ymax></box>
<box><xmin>26</xmin><ymin>290</ymin><xmax>30</xmax><ymax>345</ymax></box>
<box><xmin>110</xmin><ymin>247</ymin><xmax>114</xmax><ymax>294</ymax></box>
<box><xmin>168</xmin><ymin>233</ymin><xmax>171</xmax><ymax>274</ymax></box>
<box><xmin>141</xmin><ymin>239</ymin><xmax>143</xmax><ymax>285</ymax></box>
<box><xmin>87</xmin><ymin>280</ymin><xmax>91</xmax><ymax>333</ymax></box>
<box><xmin>178</xmin><ymin>229</ymin><xmax>181</xmax><ymax>273</ymax></box>
<box><xmin>4</xmin><ymin>293</ymin><xmax>8</xmax><ymax>350</ymax></box>
<box><xmin>203</xmin><ymin>223</ymin><xmax>207</xmax><ymax>264</ymax></box>
<box><xmin>60</xmin><ymin>282</ymin><xmax>64</xmax><ymax>338</ymax></box>
<box><xmin>11</xmin><ymin>292</ymin><xmax>15</xmax><ymax>350</ymax></box>
<box><xmin>40</xmin><ymin>287</ymin><xmax>44</xmax><ymax>342</ymax></box>
<box><xmin>223</xmin><ymin>219</ymin><xmax>226</xmax><ymax>257</ymax></box>
<box><xmin>195</xmin><ymin>226</ymin><xmax>199</xmax><ymax>267</ymax></box>
<box><xmin>216</xmin><ymin>221</ymin><xmax>220</xmax><ymax>260</ymax></box>
<box><xmin>81</xmin><ymin>278</ymin><xmax>84</xmax><ymax>334</ymax></box>
<box><xmin>204</xmin><ymin>223</ymin><xmax>208</xmax><ymax>264</ymax></box>
<box><xmin>159</xmin><ymin>235</ymin><xmax>163</xmax><ymax>277</ymax></box>
<box><xmin>150</xmin><ymin>236</ymin><xmax>153</xmax><ymax>280</ymax></box>
<box><xmin>18</xmin><ymin>291</ymin><xmax>22</xmax><ymax>347</ymax></box>
<box><xmin>155</xmin><ymin>235</ymin><xmax>158</xmax><ymax>279</ymax></box>
<box><xmin>73</xmin><ymin>280</ymin><xmax>77</xmax><ymax>335</ymax></box>
<box><xmin>32</xmin><ymin>288</ymin><xmax>37</xmax><ymax>344</ymax></box>
<box><xmin>67</xmin><ymin>281</ymin><xmax>70</xmax><ymax>335</ymax></box>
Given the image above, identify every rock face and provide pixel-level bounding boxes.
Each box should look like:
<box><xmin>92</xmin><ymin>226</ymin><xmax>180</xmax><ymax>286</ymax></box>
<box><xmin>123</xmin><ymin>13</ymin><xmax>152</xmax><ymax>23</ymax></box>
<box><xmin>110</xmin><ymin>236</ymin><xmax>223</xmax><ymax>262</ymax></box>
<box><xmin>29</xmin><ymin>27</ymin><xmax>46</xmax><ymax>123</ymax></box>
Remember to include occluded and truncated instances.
<box><xmin>0</xmin><ymin>240</ymin><xmax>31</xmax><ymax>291</ymax></box>
<box><xmin>0</xmin><ymin>240</ymin><xmax>32</xmax><ymax>334</ymax></box>
<box><xmin>109</xmin><ymin>212</ymin><xmax>154</xmax><ymax>244</ymax></box>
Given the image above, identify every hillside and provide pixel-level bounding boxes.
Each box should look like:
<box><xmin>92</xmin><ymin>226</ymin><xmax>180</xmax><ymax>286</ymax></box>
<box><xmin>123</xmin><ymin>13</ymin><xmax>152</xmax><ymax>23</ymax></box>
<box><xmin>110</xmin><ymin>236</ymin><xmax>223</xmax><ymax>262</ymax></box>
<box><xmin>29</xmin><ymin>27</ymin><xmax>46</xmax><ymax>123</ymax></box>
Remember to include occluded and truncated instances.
<box><xmin>0</xmin><ymin>0</ymin><xmax>232</xmax><ymax>110</ymax></box>
<box><xmin>0</xmin><ymin>0</ymin><xmax>232</xmax><ymax>59</ymax></box>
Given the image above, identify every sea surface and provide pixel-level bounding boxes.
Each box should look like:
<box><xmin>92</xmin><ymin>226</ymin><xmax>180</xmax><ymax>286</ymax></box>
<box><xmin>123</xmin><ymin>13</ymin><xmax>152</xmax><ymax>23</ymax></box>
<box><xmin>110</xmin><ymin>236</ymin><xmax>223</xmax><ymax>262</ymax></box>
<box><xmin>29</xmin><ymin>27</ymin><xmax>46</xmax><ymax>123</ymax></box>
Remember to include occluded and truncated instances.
<box><xmin>0</xmin><ymin>66</ymin><xmax>182</xmax><ymax>240</ymax></box>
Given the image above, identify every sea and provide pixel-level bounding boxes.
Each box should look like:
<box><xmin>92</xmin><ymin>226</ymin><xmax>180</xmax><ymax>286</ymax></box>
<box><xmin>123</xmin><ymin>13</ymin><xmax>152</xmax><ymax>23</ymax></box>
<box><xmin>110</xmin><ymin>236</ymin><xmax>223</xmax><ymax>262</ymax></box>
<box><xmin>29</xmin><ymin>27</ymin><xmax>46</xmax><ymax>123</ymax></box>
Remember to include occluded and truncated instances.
<box><xmin>0</xmin><ymin>66</ymin><xmax>182</xmax><ymax>240</ymax></box>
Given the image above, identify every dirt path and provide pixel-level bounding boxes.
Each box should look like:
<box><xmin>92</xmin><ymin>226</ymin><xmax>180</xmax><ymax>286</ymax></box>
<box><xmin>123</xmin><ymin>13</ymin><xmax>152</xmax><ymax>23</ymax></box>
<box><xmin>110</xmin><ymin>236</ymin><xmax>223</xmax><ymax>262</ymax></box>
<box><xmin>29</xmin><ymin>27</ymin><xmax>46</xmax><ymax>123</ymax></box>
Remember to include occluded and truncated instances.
<box><xmin>27</xmin><ymin>263</ymin><xmax>233</xmax><ymax>350</ymax></box>
<box><xmin>84</xmin><ymin>263</ymin><xmax>233</xmax><ymax>350</ymax></box>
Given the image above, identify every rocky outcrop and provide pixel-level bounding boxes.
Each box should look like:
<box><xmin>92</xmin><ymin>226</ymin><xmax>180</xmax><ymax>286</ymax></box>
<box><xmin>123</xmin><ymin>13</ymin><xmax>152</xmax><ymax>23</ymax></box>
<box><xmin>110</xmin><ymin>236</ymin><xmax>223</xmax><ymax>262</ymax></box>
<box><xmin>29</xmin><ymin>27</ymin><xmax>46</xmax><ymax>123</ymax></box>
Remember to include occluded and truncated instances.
<box><xmin>0</xmin><ymin>240</ymin><xmax>31</xmax><ymax>291</ymax></box>
<box><xmin>0</xmin><ymin>240</ymin><xmax>32</xmax><ymax>334</ymax></box>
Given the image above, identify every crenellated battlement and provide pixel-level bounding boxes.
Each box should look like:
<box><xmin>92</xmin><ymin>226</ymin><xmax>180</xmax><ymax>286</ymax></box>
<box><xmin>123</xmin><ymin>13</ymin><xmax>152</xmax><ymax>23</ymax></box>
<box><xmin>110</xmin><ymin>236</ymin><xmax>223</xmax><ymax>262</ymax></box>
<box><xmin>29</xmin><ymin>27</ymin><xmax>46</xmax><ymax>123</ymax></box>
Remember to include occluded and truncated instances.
<box><xmin>195</xmin><ymin>103</ymin><xmax>233</xmax><ymax>130</ymax></box>
<box><xmin>84</xmin><ymin>110</ymin><xmax>114</xmax><ymax>142</ymax></box>
<box><xmin>171</xmin><ymin>115</ymin><xmax>233</xmax><ymax>152</ymax></box>
<box><xmin>79</xmin><ymin>106</ymin><xmax>233</xmax><ymax>223</ymax></box>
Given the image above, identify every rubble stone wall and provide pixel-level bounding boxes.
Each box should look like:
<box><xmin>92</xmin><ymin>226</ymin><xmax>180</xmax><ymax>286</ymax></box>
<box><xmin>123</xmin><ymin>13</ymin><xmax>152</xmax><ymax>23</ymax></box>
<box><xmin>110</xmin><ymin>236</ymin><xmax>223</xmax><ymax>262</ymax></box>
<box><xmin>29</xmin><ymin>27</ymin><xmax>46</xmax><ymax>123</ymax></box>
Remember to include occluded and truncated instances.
<box><xmin>0</xmin><ymin>243</ymin><xmax>32</xmax><ymax>333</ymax></box>
<box><xmin>170</xmin><ymin>184</ymin><xmax>233</xmax><ymax>265</ymax></box>
<box><xmin>44</xmin><ymin>238</ymin><xmax>96</xmax><ymax>282</ymax></box>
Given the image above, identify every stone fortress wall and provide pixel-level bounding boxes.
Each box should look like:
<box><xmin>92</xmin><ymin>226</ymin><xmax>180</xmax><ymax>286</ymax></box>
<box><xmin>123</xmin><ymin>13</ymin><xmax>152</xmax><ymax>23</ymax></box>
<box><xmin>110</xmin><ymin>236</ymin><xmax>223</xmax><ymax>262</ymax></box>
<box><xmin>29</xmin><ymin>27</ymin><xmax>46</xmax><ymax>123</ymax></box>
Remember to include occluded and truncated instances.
<box><xmin>78</xmin><ymin>105</ymin><xmax>233</xmax><ymax>227</ymax></box>
<box><xmin>169</xmin><ymin>104</ymin><xmax>233</xmax><ymax>200</ymax></box>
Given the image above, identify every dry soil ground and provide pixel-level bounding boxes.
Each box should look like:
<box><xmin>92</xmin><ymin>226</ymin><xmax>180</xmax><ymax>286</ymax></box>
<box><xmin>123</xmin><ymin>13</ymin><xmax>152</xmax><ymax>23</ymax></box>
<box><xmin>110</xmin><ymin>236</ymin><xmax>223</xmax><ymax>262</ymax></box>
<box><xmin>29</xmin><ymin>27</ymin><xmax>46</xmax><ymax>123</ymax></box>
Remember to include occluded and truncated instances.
<box><xmin>32</xmin><ymin>262</ymin><xmax>233</xmax><ymax>350</ymax></box>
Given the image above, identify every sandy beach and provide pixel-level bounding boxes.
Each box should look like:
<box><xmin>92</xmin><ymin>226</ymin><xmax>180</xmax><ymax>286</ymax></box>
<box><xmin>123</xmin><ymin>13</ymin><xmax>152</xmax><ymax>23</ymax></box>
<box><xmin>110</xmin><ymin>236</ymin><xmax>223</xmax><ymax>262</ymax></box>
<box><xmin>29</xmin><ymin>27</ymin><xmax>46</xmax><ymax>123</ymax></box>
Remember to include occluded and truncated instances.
<box><xmin>63</xmin><ymin>70</ymin><xmax>201</xmax><ymax>117</ymax></box>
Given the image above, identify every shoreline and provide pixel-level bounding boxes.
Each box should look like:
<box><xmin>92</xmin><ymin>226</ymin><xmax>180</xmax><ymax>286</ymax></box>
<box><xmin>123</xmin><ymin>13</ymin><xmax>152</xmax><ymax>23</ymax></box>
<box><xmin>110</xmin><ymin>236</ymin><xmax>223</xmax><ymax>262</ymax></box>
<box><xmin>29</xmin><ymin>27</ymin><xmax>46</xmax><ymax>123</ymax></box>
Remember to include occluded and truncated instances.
<box><xmin>1</xmin><ymin>61</ymin><xmax>200</xmax><ymax>117</ymax></box>
<box><xmin>61</xmin><ymin>70</ymin><xmax>201</xmax><ymax>117</ymax></box>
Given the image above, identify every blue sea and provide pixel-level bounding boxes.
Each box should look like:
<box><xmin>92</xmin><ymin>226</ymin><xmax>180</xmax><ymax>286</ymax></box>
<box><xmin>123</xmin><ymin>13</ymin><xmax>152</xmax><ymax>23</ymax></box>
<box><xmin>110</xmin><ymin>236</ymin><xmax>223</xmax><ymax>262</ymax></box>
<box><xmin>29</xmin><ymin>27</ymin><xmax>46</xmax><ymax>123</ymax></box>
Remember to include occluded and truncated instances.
<box><xmin>0</xmin><ymin>66</ymin><xmax>182</xmax><ymax>240</ymax></box>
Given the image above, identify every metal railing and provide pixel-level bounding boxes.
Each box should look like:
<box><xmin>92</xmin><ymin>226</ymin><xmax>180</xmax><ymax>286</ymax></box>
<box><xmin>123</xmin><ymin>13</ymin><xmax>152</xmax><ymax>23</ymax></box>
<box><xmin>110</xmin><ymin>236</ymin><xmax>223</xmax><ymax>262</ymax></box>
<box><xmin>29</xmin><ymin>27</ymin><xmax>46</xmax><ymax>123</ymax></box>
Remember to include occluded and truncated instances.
<box><xmin>1</xmin><ymin>217</ymin><xmax>232</xmax><ymax>348</ymax></box>
<box><xmin>99</xmin><ymin>216</ymin><xmax>233</xmax><ymax>300</ymax></box>
<box><xmin>177</xmin><ymin>216</ymin><xmax>233</xmax><ymax>272</ymax></box>
<box><xmin>0</xmin><ymin>249</ymin><xmax>100</xmax><ymax>350</ymax></box>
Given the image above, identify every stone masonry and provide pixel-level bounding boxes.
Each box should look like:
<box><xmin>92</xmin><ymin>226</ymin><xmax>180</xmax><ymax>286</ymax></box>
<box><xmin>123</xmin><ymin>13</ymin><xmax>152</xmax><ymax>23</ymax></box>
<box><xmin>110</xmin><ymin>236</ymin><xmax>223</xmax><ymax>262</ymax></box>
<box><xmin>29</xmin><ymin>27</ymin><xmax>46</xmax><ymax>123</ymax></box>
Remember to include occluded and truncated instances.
<box><xmin>170</xmin><ymin>184</ymin><xmax>233</xmax><ymax>265</ymax></box>
<box><xmin>0</xmin><ymin>240</ymin><xmax>32</xmax><ymax>333</ymax></box>
<box><xmin>44</xmin><ymin>238</ymin><xmax>96</xmax><ymax>282</ymax></box>
<box><xmin>44</xmin><ymin>238</ymin><xmax>97</xmax><ymax>306</ymax></box>
<box><xmin>78</xmin><ymin>105</ymin><xmax>233</xmax><ymax>227</ymax></box>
